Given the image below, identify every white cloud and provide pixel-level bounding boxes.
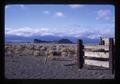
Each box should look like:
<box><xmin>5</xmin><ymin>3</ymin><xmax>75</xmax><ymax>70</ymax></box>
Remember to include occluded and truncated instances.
<box><xmin>96</xmin><ymin>9</ymin><xmax>111</xmax><ymax>20</ymax></box>
<box><xmin>5</xmin><ymin>27</ymin><xmax>34</xmax><ymax>37</ymax></box>
<box><xmin>43</xmin><ymin>10</ymin><xmax>50</xmax><ymax>14</ymax></box>
<box><xmin>55</xmin><ymin>12</ymin><xmax>64</xmax><ymax>17</ymax></box>
<box><xmin>69</xmin><ymin>4</ymin><xmax>84</xmax><ymax>8</ymax></box>
<box><xmin>40</xmin><ymin>28</ymin><xmax>49</xmax><ymax>31</ymax></box>
<box><xmin>5</xmin><ymin>26</ymin><xmax>114</xmax><ymax>39</ymax></box>
<box><xmin>5</xmin><ymin>27</ymin><xmax>53</xmax><ymax>37</ymax></box>
<box><xmin>40</xmin><ymin>32</ymin><xmax>54</xmax><ymax>36</ymax></box>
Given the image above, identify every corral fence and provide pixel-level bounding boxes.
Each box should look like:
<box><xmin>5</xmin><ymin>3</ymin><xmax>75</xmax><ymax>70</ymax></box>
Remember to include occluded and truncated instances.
<box><xmin>77</xmin><ymin>38</ymin><xmax>115</xmax><ymax>74</ymax></box>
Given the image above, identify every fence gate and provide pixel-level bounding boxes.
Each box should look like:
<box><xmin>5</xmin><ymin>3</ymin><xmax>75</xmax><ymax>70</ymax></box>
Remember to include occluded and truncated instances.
<box><xmin>77</xmin><ymin>38</ymin><xmax>115</xmax><ymax>74</ymax></box>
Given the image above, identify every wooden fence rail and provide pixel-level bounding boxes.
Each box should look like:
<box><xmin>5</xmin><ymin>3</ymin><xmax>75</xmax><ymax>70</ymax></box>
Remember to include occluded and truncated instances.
<box><xmin>77</xmin><ymin>38</ymin><xmax>115</xmax><ymax>74</ymax></box>
<box><xmin>84</xmin><ymin>45</ymin><xmax>109</xmax><ymax>51</ymax></box>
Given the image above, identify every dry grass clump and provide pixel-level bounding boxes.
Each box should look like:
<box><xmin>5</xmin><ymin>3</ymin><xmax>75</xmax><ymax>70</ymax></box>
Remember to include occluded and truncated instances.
<box><xmin>34</xmin><ymin>45</ymin><xmax>40</xmax><ymax>50</ymax></box>
<box><xmin>67</xmin><ymin>50</ymin><xmax>75</xmax><ymax>57</ymax></box>
<box><xmin>13</xmin><ymin>45</ymin><xmax>26</xmax><ymax>56</ymax></box>
<box><xmin>22</xmin><ymin>49</ymin><xmax>33</xmax><ymax>56</ymax></box>
<box><xmin>47</xmin><ymin>49</ymin><xmax>54</xmax><ymax>57</ymax></box>
<box><xmin>40</xmin><ymin>46</ymin><xmax>47</xmax><ymax>51</ymax></box>
<box><xmin>5</xmin><ymin>44</ymin><xmax>77</xmax><ymax>57</ymax></box>
<box><xmin>56</xmin><ymin>45</ymin><xmax>61</xmax><ymax>51</ymax></box>
<box><xmin>45</xmin><ymin>45</ymin><xmax>76</xmax><ymax>57</ymax></box>
<box><xmin>61</xmin><ymin>52</ymin><xmax>67</xmax><ymax>57</ymax></box>
<box><xmin>47</xmin><ymin>49</ymin><xmax>59</xmax><ymax>56</ymax></box>
<box><xmin>60</xmin><ymin>47</ymin><xmax>67</xmax><ymax>52</ymax></box>
<box><xmin>5</xmin><ymin>50</ymin><xmax>13</xmax><ymax>56</ymax></box>
<box><xmin>5</xmin><ymin>45</ymin><xmax>16</xmax><ymax>56</ymax></box>
<box><xmin>33</xmin><ymin>50</ymin><xmax>40</xmax><ymax>56</ymax></box>
<box><xmin>60</xmin><ymin>47</ymin><xmax>68</xmax><ymax>57</ymax></box>
<box><xmin>46</xmin><ymin>46</ymin><xmax>61</xmax><ymax>59</ymax></box>
<box><xmin>25</xmin><ymin>45</ymin><xmax>34</xmax><ymax>50</ymax></box>
<box><xmin>5</xmin><ymin>45</ymin><xmax>10</xmax><ymax>52</ymax></box>
<box><xmin>38</xmin><ymin>50</ymin><xmax>46</xmax><ymax>56</ymax></box>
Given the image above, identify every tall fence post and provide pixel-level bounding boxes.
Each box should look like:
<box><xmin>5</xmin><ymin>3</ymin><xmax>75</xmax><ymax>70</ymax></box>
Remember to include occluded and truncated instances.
<box><xmin>109</xmin><ymin>38</ymin><xmax>115</xmax><ymax>74</ymax></box>
<box><xmin>77</xmin><ymin>39</ymin><xmax>84</xmax><ymax>69</ymax></box>
<box><xmin>32</xmin><ymin>44</ymin><xmax>34</xmax><ymax>55</ymax></box>
<box><xmin>99</xmin><ymin>37</ymin><xmax>102</xmax><ymax>45</ymax></box>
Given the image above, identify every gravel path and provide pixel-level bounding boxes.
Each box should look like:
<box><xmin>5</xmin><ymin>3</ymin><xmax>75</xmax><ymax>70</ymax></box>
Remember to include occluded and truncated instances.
<box><xmin>5</xmin><ymin>55</ymin><xmax>114</xmax><ymax>79</ymax></box>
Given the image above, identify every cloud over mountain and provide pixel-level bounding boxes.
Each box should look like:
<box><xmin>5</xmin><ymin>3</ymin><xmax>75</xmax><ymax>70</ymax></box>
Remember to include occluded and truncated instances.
<box><xmin>5</xmin><ymin>26</ymin><xmax>114</xmax><ymax>39</ymax></box>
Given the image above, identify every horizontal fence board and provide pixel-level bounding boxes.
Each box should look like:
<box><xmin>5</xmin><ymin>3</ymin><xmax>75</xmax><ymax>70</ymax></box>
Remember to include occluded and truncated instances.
<box><xmin>84</xmin><ymin>52</ymin><xmax>109</xmax><ymax>58</ymax></box>
<box><xmin>84</xmin><ymin>45</ymin><xmax>109</xmax><ymax>51</ymax></box>
<box><xmin>85</xmin><ymin>59</ymin><xmax>109</xmax><ymax>68</ymax></box>
<box><xmin>84</xmin><ymin>56</ymin><xmax>109</xmax><ymax>61</ymax></box>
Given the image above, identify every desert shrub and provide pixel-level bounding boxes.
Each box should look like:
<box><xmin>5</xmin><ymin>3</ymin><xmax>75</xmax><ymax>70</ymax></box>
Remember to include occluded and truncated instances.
<box><xmin>34</xmin><ymin>45</ymin><xmax>40</xmax><ymax>50</ymax></box>
<box><xmin>5</xmin><ymin>50</ymin><xmax>13</xmax><ymax>56</ymax></box>
<box><xmin>51</xmin><ymin>46</ymin><xmax>56</xmax><ymax>50</ymax></box>
<box><xmin>14</xmin><ymin>45</ymin><xmax>24</xmax><ymax>51</ymax></box>
<box><xmin>67</xmin><ymin>51</ymin><xmax>75</xmax><ymax>57</ymax></box>
<box><xmin>21</xmin><ymin>49</ymin><xmax>33</xmax><ymax>56</ymax></box>
<box><xmin>13</xmin><ymin>49</ymin><xmax>19</xmax><ymax>54</ymax></box>
<box><xmin>40</xmin><ymin>46</ymin><xmax>46</xmax><ymax>51</ymax></box>
<box><xmin>16</xmin><ymin>45</ymin><xmax>25</xmax><ymax>51</ymax></box>
<box><xmin>68</xmin><ymin>47</ymin><xmax>76</xmax><ymax>53</ymax></box>
<box><xmin>8</xmin><ymin>46</ymin><xmax>14</xmax><ymax>51</ymax></box>
<box><xmin>60</xmin><ymin>47</ymin><xmax>67</xmax><ymax>52</ymax></box>
<box><xmin>33</xmin><ymin>50</ymin><xmax>40</xmax><ymax>56</ymax></box>
<box><xmin>60</xmin><ymin>45</ymin><xmax>65</xmax><ymax>48</ymax></box>
<box><xmin>39</xmin><ymin>50</ymin><xmax>46</xmax><ymax>56</ymax></box>
<box><xmin>47</xmin><ymin>50</ymin><xmax>54</xmax><ymax>56</ymax></box>
<box><xmin>57</xmin><ymin>51</ymin><xmax>61</xmax><ymax>56</ymax></box>
<box><xmin>9</xmin><ymin>45</ymin><xmax>14</xmax><ymax>50</ymax></box>
<box><xmin>56</xmin><ymin>45</ymin><xmax>62</xmax><ymax>52</ymax></box>
<box><xmin>25</xmin><ymin>45</ymin><xmax>34</xmax><ymax>50</ymax></box>
<box><xmin>8</xmin><ymin>49</ymin><xmax>15</xmax><ymax>55</ymax></box>
<box><xmin>12</xmin><ymin>45</ymin><xmax>25</xmax><ymax>55</ymax></box>
<box><xmin>61</xmin><ymin>52</ymin><xmax>68</xmax><ymax>57</ymax></box>
<box><xmin>5</xmin><ymin>46</ymin><xmax>10</xmax><ymax>52</ymax></box>
<box><xmin>39</xmin><ymin>45</ymin><xmax>43</xmax><ymax>48</ymax></box>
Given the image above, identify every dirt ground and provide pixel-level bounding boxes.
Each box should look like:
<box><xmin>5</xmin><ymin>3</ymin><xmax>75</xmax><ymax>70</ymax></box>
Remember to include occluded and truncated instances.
<box><xmin>5</xmin><ymin>55</ymin><xmax>114</xmax><ymax>79</ymax></box>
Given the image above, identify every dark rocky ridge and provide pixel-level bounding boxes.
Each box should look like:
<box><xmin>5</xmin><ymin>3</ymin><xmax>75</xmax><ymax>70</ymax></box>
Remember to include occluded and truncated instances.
<box><xmin>34</xmin><ymin>38</ymin><xmax>73</xmax><ymax>44</ymax></box>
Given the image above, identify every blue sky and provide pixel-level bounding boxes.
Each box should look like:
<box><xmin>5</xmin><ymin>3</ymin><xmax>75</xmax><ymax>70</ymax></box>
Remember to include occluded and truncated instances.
<box><xmin>5</xmin><ymin>4</ymin><xmax>115</xmax><ymax>39</ymax></box>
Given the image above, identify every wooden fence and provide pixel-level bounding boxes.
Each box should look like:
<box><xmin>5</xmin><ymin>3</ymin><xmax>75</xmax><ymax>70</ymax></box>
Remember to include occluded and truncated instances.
<box><xmin>77</xmin><ymin>38</ymin><xmax>115</xmax><ymax>74</ymax></box>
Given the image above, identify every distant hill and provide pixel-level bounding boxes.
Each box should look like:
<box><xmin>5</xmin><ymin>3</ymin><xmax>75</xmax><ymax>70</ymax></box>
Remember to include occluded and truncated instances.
<box><xmin>5</xmin><ymin>35</ymin><xmax>100</xmax><ymax>44</ymax></box>
<box><xmin>33</xmin><ymin>38</ymin><xmax>73</xmax><ymax>44</ymax></box>
<box><xmin>58</xmin><ymin>39</ymin><xmax>73</xmax><ymax>44</ymax></box>
<box><xmin>34</xmin><ymin>39</ymin><xmax>50</xmax><ymax>43</ymax></box>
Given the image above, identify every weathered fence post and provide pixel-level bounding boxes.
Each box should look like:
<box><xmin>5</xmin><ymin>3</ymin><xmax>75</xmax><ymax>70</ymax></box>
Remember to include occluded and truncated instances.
<box><xmin>99</xmin><ymin>37</ymin><xmax>103</xmax><ymax>45</ymax></box>
<box><xmin>77</xmin><ymin>39</ymin><xmax>84</xmax><ymax>69</ymax></box>
<box><xmin>32</xmin><ymin>44</ymin><xmax>34</xmax><ymax>55</ymax></box>
<box><xmin>109</xmin><ymin>38</ymin><xmax>115</xmax><ymax>74</ymax></box>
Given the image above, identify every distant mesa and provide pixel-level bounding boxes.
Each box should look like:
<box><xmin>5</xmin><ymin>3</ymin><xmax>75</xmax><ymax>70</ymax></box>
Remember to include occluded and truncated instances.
<box><xmin>33</xmin><ymin>38</ymin><xmax>73</xmax><ymax>44</ymax></box>
<box><xmin>34</xmin><ymin>39</ymin><xmax>50</xmax><ymax>43</ymax></box>
<box><xmin>57</xmin><ymin>38</ymin><xmax>73</xmax><ymax>44</ymax></box>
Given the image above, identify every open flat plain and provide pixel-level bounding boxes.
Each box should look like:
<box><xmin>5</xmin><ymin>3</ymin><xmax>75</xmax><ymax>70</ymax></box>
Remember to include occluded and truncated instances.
<box><xmin>5</xmin><ymin>43</ymin><xmax>114</xmax><ymax>79</ymax></box>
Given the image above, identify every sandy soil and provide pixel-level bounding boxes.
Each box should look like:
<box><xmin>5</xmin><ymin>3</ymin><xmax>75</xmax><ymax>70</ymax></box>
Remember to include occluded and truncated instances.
<box><xmin>5</xmin><ymin>55</ymin><xmax>114</xmax><ymax>79</ymax></box>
